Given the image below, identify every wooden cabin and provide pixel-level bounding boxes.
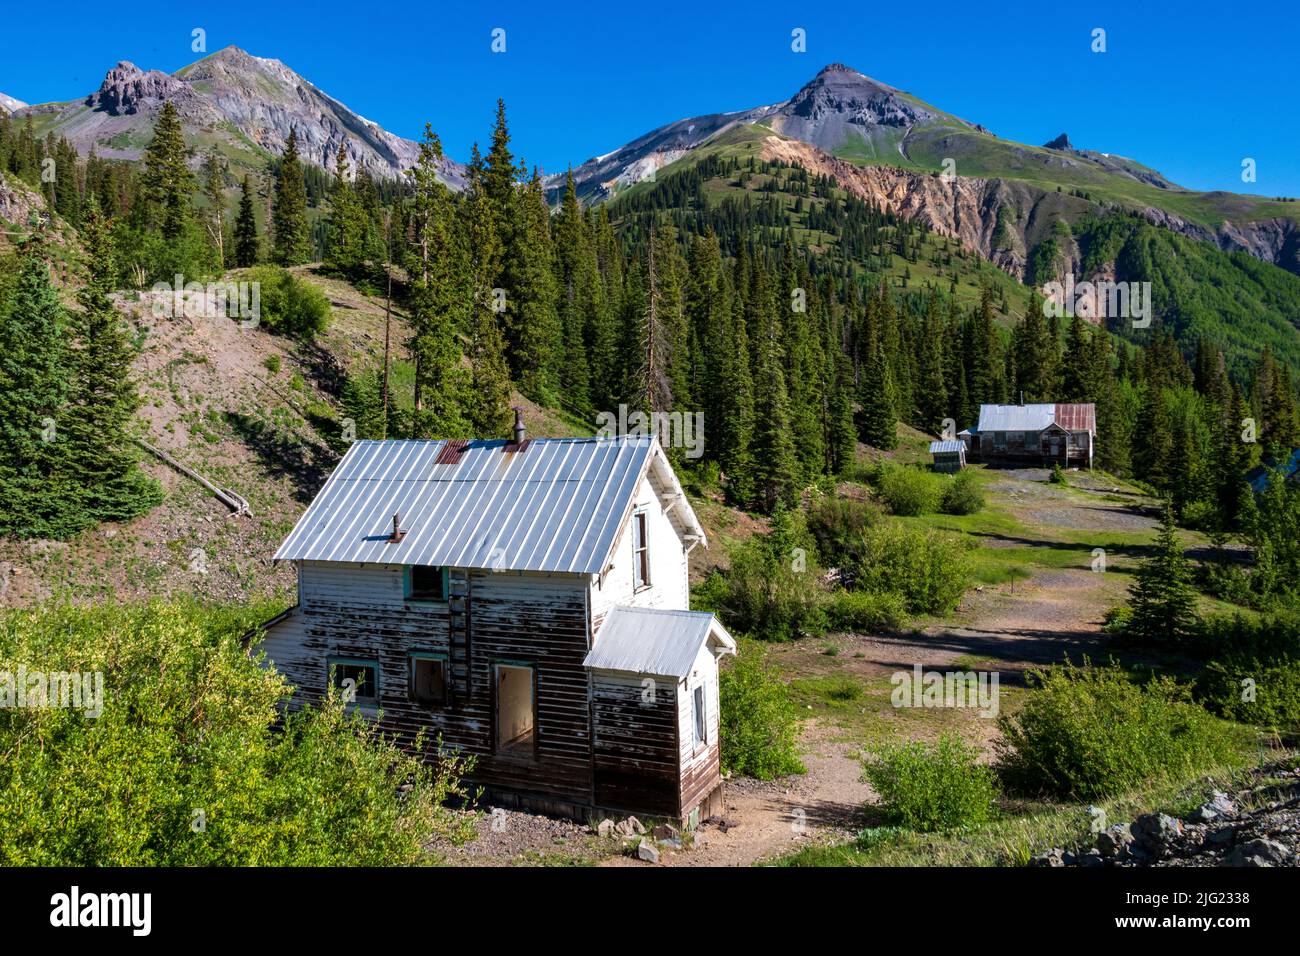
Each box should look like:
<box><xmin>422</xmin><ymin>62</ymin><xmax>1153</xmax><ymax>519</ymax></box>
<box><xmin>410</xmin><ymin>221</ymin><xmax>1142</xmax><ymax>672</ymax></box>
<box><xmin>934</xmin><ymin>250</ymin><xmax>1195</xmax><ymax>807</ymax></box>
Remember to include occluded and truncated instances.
<box><xmin>966</xmin><ymin>403</ymin><xmax>1095</xmax><ymax>468</ymax></box>
<box><xmin>258</xmin><ymin>432</ymin><xmax>735</xmax><ymax>826</ymax></box>
<box><xmin>928</xmin><ymin>439</ymin><xmax>966</xmax><ymax>473</ymax></box>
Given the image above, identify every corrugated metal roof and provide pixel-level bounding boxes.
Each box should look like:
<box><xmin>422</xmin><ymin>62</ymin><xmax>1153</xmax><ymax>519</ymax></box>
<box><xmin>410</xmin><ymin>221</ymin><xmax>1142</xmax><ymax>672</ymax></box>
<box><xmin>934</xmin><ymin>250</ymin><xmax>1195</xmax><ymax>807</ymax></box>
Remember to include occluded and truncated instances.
<box><xmin>273</xmin><ymin>436</ymin><xmax>704</xmax><ymax>573</ymax></box>
<box><xmin>976</xmin><ymin>403</ymin><xmax>1096</xmax><ymax>434</ymax></box>
<box><xmin>584</xmin><ymin>607</ymin><xmax>736</xmax><ymax>678</ymax></box>
<box><xmin>929</xmin><ymin>440</ymin><xmax>965</xmax><ymax>454</ymax></box>
<box><xmin>977</xmin><ymin>404</ymin><xmax>1057</xmax><ymax>432</ymax></box>
<box><xmin>1053</xmin><ymin>403</ymin><xmax>1096</xmax><ymax>433</ymax></box>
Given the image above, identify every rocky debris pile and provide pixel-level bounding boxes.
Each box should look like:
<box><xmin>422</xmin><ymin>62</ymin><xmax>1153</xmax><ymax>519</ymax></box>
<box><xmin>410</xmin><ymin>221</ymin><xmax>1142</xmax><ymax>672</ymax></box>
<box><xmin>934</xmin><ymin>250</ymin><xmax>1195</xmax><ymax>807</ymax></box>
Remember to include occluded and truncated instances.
<box><xmin>593</xmin><ymin>814</ymin><xmax>727</xmax><ymax>864</ymax></box>
<box><xmin>1032</xmin><ymin>766</ymin><xmax>1300</xmax><ymax>868</ymax></box>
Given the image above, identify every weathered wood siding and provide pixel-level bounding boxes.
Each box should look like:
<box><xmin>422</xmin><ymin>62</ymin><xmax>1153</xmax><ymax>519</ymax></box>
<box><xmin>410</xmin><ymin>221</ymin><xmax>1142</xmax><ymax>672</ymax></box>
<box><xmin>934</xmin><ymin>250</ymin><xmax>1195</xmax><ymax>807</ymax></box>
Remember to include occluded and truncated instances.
<box><xmin>589</xmin><ymin>472</ymin><xmax>691</xmax><ymax>635</ymax></box>
<box><xmin>590</xmin><ymin>671</ymin><xmax>681</xmax><ymax>817</ymax></box>
<box><xmin>262</xmin><ymin>561</ymin><xmax>594</xmax><ymax>805</ymax></box>
<box><xmin>677</xmin><ymin>643</ymin><xmax>723</xmax><ymax>819</ymax></box>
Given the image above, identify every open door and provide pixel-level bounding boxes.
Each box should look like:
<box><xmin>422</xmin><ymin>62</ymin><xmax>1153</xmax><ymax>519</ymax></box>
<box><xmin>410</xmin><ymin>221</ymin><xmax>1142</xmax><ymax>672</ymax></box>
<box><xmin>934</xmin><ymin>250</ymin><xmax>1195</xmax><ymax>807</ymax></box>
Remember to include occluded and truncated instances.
<box><xmin>495</xmin><ymin>663</ymin><xmax>535</xmax><ymax>756</ymax></box>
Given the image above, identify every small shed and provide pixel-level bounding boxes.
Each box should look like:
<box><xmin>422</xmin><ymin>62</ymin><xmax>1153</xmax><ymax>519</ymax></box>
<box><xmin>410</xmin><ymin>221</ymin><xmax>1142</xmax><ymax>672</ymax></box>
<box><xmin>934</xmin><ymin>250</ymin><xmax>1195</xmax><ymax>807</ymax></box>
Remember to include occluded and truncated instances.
<box><xmin>929</xmin><ymin>439</ymin><xmax>966</xmax><ymax>473</ymax></box>
<box><xmin>584</xmin><ymin>607</ymin><xmax>736</xmax><ymax>824</ymax></box>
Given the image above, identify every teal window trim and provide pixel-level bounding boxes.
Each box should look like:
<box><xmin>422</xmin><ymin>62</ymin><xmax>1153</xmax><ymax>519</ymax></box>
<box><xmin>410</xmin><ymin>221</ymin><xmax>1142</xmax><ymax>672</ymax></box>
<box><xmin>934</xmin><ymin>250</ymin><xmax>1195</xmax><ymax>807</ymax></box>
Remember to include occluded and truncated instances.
<box><xmin>327</xmin><ymin>656</ymin><xmax>381</xmax><ymax>704</ymax></box>
<box><xmin>403</xmin><ymin>565</ymin><xmax>450</xmax><ymax>603</ymax></box>
<box><xmin>408</xmin><ymin>651</ymin><xmax>450</xmax><ymax>706</ymax></box>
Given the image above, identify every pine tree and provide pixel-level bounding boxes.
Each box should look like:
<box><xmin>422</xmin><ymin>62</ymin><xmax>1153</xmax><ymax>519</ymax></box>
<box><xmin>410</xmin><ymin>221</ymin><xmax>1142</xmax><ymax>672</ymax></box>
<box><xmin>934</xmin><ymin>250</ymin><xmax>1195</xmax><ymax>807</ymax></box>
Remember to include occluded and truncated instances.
<box><xmin>750</xmin><ymin>286</ymin><xmax>799</xmax><ymax>513</ymax></box>
<box><xmin>405</xmin><ymin>126</ymin><xmax>470</xmax><ymax>437</ymax></box>
<box><xmin>59</xmin><ymin>203</ymin><xmax>162</xmax><ymax>525</ymax></box>
<box><xmin>0</xmin><ymin>237</ymin><xmax>72</xmax><ymax>537</ymax></box>
<box><xmin>233</xmin><ymin>175</ymin><xmax>259</xmax><ymax>267</ymax></box>
<box><xmin>915</xmin><ymin>292</ymin><xmax>948</xmax><ymax>433</ymax></box>
<box><xmin>859</xmin><ymin>339</ymin><xmax>897</xmax><ymax>450</ymax></box>
<box><xmin>140</xmin><ymin>101</ymin><xmax>192</xmax><ymax>240</ymax></box>
<box><xmin>1126</xmin><ymin>503</ymin><xmax>1199</xmax><ymax>644</ymax></box>
<box><xmin>324</xmin><ymin>143</ymin><xmax>369</xmax><ymax>276</ymax></box>
<box><xmin>272</xmin><ymin>128</ymin><xmax>311</xmax><ymax>265</ymax></box>
<box><xmin>505</xmin><ymin>169</ymin><xmax>560</xmax><ymax>399</ymax></box>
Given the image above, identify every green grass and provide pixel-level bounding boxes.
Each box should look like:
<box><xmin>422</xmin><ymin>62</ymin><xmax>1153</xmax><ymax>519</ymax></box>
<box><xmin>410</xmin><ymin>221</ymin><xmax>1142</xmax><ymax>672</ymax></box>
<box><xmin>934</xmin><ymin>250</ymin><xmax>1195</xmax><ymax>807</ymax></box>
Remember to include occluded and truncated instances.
<box><xmin>773</xmin><ymin>737</ymin><xmax>1278</xmax><ymax>866</ymax></box>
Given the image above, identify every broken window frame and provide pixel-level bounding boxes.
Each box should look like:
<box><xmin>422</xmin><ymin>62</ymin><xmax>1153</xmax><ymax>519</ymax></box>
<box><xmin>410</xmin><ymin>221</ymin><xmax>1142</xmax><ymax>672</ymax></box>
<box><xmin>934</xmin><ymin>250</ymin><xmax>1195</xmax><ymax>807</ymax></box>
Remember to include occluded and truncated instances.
<box><xmin>409</xmin><ymin>653</ymin><xmax>449</xmax><ymax>707</ymax></box>
<box><xmin>404</xmin><ymin>565</ymin><xmax>448</xmax><ymax>603</ymax></box>
<box><xmin>327</xmin><ymin>657</ymin><xmax>380</xmax><ymax>706</ymax></box>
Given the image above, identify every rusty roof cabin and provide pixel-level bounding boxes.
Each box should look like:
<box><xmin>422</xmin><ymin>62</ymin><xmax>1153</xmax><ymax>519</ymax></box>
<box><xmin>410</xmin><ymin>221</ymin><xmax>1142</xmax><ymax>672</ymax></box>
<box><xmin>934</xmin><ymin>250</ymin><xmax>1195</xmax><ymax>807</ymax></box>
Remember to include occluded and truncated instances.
<box><xmin>966</xmin><ymin>402</ymin><xmax>1096</xmax><ymax>469</ymax></box>
<box><xmin>260</xmin><ymin>426</ymin><xmax>735</xmax><ymax>826</ymax></box>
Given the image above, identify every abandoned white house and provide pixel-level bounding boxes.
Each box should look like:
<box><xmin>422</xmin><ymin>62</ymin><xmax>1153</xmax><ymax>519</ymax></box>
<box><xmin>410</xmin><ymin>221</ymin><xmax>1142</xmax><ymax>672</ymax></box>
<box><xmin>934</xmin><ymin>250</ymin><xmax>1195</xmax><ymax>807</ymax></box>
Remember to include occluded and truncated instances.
<box><xmin>259</xmin><ymin>430</ymin><xmax>735</xmax><ymax>824</ymax></box>
<box><xmin>965</xmin><ymin>403</ymin><xmax>1096</xmax><ymax>468</ymax></box>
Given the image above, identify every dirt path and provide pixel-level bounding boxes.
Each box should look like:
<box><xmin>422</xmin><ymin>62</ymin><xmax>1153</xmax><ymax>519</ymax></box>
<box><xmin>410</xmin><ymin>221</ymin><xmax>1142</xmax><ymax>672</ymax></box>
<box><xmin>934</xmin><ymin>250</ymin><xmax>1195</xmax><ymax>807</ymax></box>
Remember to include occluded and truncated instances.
<box><xmin>603</xmin><ymin>719</ymin><xmax>871</xmax><ymax>867</ymax></box>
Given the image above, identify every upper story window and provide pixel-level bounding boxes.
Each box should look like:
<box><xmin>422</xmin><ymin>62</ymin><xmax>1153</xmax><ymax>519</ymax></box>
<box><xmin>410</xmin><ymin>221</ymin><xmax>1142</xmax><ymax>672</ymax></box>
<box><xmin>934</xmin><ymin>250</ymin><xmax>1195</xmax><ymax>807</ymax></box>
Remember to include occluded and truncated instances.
<box><xmin>405</xmin><ymin>565</ymin><xmax>446</xmax><ymax>602</ymax></box>
<box><xmin>632</xmin><ymin>511</ymin><xmax>650</xmax><ymax>589</ymax></box>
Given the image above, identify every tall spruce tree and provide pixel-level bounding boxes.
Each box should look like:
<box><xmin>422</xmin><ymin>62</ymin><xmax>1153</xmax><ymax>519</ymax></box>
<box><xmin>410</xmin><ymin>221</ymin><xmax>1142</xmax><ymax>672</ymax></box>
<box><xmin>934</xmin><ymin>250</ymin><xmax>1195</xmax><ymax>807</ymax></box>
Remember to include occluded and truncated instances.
<box><xmin>140</xmin><ymin>101</ymin><xmax>192</xmax><ymax>240</ymax></box>
<box><xmin>272</xmin><ymin>128</ymin><xmax>311</xmax><ymax>265</ymax></box>
<box><xmin>0</xmin><ymin>237</ymin><xmax>71</xmax><ymax>537</ymax></box>
<box><xmin>1126</xmin><ymin>503</ymin><xmax>1199</xmax><ymax>644</ymax></box>
<box><xmin>233</xmin><ymin>175</ymin><xmax>259</xmax><ymax>267</ymax></box>
<box><xmin>60</xmin><ymin>203</ymin><xmax>162</xmax><ymax>525</ymax></box>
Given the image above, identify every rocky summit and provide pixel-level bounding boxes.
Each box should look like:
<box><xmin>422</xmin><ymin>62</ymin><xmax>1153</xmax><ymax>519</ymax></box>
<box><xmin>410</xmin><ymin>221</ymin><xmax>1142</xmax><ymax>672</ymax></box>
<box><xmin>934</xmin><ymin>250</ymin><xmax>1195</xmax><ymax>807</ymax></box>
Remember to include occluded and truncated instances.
<box><xmin>10</xmin><ymin>46</ymin><xmax>463</xmax><ymax>186</ymax></box>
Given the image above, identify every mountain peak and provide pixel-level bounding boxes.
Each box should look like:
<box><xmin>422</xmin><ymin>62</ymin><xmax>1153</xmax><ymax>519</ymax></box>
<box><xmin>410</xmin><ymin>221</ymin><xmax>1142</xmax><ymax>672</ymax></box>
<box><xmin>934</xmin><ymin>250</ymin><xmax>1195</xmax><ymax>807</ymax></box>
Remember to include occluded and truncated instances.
<box><xmin>90</xmin><ymin>60</ymin><xmax>191</xmax><ymax>116</ymax></box>
<box><xmin>1043</xmin><ymin>132</ymin><xmax>1073</xmax><ymax>150</ymax></box>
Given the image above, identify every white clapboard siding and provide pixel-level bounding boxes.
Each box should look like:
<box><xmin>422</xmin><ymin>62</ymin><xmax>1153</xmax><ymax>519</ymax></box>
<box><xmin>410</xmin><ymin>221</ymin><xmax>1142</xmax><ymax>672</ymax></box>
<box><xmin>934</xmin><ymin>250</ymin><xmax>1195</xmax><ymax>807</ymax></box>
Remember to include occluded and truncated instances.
<box><xmin>589</xmin><ymin>472</ymin><xmax>691</xmax><ymax>635</ymax></box>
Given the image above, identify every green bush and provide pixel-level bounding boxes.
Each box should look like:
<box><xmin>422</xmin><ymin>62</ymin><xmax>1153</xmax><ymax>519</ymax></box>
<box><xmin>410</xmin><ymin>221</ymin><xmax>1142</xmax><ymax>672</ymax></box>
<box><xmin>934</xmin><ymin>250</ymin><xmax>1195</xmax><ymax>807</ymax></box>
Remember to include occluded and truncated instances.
<box><xmin>1194</xmin><ymin>613</ymin><xmax>1300</xmax><ymax>730</ymax></box>
<box><xmin>853</xmin><ymin>522</ymin><xmax>973</xmax><ymax>615</ymax></box>
<box><xmin>876</xmin><ymin>466</ymin><xmax>945</xmax><ymax>516</ymax></box>
<box><xmin>245</xmin><ymin>265</ymin><xmax>331</xmax><ymax>338</ymax></box>
<box><xmin>718</xmin><ymin>640</ymin><xmax>806</xmax><ymax>779</ymax></box>
<box><xmin>996</xmin><ymin>663</ymin><xmax>1237</xmax><ymax>800</ymax></box>
<box><xmin>940</xmin><ymin>470</ymin><xmax>985</xmax><ymax>515</ymax></box>
<box><xmin>863</xmin><ymin>734</ymin><xmax>997</xmax><ymax>832</ymax></box>
<box><xmin>705</xmin><ymin>508</ymin><xmax>828</xmax><ymax>641</ymax></box>
<box><xmin>806</xmin><ymin>495</ymin><xmax>882</xmax><ymax>568</ymax></box>
<box><xmin>0</xmin><ymin>601</ymin><xmax>475</xmax><ymax>864</ymax></box>
<box><xmin>826</xmin><ymin>589</ymin><xmax>908</xmax><ymax>632</ymax></box>
<box><xmin>1048</xmin><ymin>463</ymin><xmax>1068</xmax><ymax>485</ymax></box>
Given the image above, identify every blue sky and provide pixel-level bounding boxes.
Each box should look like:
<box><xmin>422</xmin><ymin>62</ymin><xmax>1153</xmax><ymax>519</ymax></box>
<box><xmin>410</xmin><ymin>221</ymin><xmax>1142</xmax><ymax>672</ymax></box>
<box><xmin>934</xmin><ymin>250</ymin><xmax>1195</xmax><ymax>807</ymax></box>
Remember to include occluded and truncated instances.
<box><xmin>3</xmin><ymin>0</ymin><xmax>1297</xmax><ymax>194</ymax></box>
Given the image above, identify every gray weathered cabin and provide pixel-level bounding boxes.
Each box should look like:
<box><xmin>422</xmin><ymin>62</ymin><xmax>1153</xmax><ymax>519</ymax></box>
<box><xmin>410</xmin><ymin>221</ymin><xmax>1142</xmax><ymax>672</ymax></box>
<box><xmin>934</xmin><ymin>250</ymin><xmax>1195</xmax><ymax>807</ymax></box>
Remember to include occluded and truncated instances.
<box><xmin>259</xmin><ymin>431</ymin><xmax>735</xmax><ymax>826</ymax></box>
<box><xmin>966</xmin><ymin>403</ymin><xmax>1096</xmax><ymax>468</ymax></box>
<box><xmin>928</xmin><ymin>439</ymin><xmax>966</xmax><ymax>473</ymax></box>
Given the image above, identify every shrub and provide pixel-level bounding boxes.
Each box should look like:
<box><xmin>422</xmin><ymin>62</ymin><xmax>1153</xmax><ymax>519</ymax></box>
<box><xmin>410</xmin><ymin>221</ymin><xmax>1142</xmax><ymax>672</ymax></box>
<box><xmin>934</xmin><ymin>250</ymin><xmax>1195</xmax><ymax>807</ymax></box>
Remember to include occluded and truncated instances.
<box><xmin>245</xmin><ymin>265</ymin><xmax>331</xmax><ymax>338</ymax></box>
<box><xmin>1194</xmin><ymin>612</ymin><xmax>1300</xmax><ymax>730</ymax></box>
<box><xmin>876</xmin><ymin>466</ymin><xmax>945</xmax><ymax>516</ymax></box>
<box><xmin>1102</xmin><ymin>604</ymin><xmax>1132</xmax><ymax>635</ymax></box>
<box><xmin>827</xmin><ymin>589</ymin><xmax>908</xmax><ymax>632</ymax></box>
<box><xmin>0</xmin><ymin>601</ymin><xmax>475</xmax><ymax>864</ymax></box>
<box><xmin>1048</xmin><ymin>463</ymin><xmax>1068</xmax><ymax>485</ymax></box>
<box><xmin>262</xmin><ymin>354</ymin><xmax>281</xmax><ymax>375</ymax></box>
<box><xmin>706</xmin><ymin>508</ymin><xmax>828</xmax><ymax>641</ymax></box>
<box><xmin>718</xmin><ymin>640</ymin><xmax>806</xmax><ymax>779</ymax></box>
<box><xmin>806</xmin><ymin>495</ymin><xmax>882</xmax><ymax>570</ymax></box>
<box><xmin>852</xmin><ymin>522</ymin><xmax>973</xmax><ymax>615</ymax></box>
<box><xmin>996</xmin><ymin>663</ymin><xmax>1237</xmax><ymax>800</ymax></box>
<box><xmin>940</xmin><ymin>470</ymin><xmax>985</xmax><ymax>515</ymax></box>
<box><xmin>863</xmin><ymin>734</ymin><xmax>997</xmax><ymax>832</ymax></box>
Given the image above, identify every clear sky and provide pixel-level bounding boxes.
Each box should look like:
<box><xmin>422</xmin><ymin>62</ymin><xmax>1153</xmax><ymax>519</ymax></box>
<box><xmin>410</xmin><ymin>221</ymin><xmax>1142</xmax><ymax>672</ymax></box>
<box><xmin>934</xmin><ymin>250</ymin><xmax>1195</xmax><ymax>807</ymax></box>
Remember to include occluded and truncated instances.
<box><xmin>2</xmin><ymin>0</ymin><xmax>1297</xmax><ymax>195</ymax></box>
